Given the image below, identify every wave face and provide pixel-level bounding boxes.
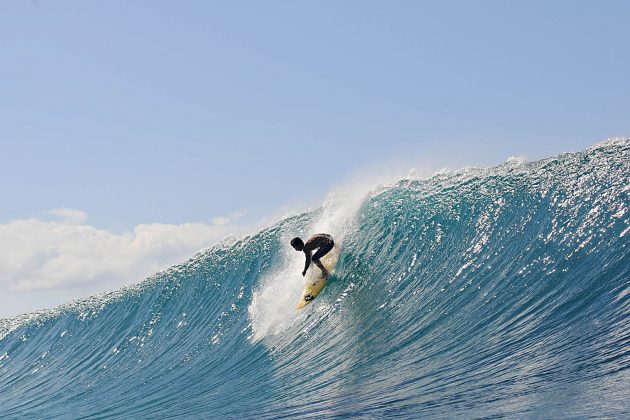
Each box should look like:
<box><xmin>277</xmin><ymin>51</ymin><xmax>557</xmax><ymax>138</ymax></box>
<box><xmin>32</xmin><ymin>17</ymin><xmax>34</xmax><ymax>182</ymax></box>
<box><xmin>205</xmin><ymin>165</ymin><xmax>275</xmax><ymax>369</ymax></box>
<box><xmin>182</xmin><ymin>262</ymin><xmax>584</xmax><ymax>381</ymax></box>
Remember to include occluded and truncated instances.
<box><xmin>1</xmin><ymin>141</ymin><xmax>629</xmax><ymax>418</ymax></box>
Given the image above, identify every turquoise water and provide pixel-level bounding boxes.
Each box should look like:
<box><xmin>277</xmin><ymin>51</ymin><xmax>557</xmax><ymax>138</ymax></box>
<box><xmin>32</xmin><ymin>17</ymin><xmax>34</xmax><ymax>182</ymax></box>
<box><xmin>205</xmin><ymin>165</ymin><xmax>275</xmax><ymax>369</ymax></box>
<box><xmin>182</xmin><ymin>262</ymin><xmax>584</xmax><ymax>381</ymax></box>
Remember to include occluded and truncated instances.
<box><xmin>1</xmin><ymin>140</ymin><xmax>629</xmax><ymax>418</ymax></box>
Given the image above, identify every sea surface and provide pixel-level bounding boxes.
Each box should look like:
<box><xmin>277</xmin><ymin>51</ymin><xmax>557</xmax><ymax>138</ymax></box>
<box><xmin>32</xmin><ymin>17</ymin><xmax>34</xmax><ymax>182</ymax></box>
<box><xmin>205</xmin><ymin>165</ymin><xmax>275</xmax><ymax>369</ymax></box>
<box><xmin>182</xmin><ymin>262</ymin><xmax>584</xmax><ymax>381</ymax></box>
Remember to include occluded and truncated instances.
<box><xmin>1</xmin><ymin>140</ymin><xmax>629</xmax><ymax>418</ymax></box>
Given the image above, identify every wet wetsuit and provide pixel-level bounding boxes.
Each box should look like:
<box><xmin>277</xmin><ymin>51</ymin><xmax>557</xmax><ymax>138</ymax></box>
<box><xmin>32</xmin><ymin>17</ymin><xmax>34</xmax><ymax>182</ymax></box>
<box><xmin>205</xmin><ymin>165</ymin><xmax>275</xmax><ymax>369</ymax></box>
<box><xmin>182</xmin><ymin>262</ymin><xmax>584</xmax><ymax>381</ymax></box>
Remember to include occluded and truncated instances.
<box><xmin>302</xmin><ymin>233</ymin><xmax>334</xmax><ymax>277</ymax></box>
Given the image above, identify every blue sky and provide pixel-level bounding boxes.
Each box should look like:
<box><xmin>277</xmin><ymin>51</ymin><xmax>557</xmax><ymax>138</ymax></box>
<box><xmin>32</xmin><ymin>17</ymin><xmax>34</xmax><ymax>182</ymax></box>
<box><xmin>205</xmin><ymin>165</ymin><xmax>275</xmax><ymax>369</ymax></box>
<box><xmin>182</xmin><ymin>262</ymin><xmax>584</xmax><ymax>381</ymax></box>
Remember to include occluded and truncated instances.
<box><xmin>1</xmin><ymin>1</ymin><xmax>629</xmax><ymax>316</ymax></box>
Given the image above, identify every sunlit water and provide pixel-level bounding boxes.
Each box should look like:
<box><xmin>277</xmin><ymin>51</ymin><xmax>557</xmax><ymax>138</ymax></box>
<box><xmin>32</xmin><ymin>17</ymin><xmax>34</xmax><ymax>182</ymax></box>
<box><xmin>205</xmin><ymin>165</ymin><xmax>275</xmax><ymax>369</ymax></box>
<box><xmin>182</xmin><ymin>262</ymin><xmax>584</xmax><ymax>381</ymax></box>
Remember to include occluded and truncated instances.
<box><xmin>1</xmin><ymin>140</ymin><xmax>629</xmax><ymax>418</ymax></box>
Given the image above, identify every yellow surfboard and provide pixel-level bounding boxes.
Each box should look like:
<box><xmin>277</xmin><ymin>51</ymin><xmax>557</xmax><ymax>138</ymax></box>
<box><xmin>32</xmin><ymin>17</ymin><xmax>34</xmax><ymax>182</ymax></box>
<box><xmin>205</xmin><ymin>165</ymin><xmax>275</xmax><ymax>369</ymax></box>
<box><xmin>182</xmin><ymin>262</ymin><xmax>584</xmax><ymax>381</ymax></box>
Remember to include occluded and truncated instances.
<box><xmin>296</xmin><ymin>247</ymin><xmax>339</xmax><ymax>309</ymax></box>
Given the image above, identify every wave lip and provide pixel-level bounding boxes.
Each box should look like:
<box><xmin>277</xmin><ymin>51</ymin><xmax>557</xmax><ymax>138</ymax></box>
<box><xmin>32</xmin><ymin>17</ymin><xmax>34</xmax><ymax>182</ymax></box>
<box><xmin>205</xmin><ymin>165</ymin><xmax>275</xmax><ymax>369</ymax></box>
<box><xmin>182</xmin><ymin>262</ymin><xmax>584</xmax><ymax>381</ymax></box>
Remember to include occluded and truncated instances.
<box><xmin>1</xmin><ymin>139</ymin><xmax>629</xmax><ymax>418</ymax></box>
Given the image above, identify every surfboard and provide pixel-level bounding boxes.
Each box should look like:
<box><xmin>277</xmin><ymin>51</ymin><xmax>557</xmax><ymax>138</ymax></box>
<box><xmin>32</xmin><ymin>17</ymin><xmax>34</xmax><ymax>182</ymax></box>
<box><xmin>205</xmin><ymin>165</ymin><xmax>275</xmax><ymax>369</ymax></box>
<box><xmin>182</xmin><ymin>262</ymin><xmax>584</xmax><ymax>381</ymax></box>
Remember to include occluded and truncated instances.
<box><xmin>296</xmin><ymin>246</ymin><xmax>339</xmax><ymax>309</ymax></box>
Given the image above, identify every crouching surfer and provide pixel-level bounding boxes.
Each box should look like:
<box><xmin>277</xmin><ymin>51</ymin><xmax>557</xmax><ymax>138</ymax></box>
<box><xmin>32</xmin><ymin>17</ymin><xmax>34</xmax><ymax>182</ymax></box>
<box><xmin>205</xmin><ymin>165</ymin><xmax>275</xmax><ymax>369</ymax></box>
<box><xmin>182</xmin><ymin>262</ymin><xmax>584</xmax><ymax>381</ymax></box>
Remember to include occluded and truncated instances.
<box><xmin>290</xmin><ymin>233</ymin><xmax>334</xmax><ymax>278</ymax></box>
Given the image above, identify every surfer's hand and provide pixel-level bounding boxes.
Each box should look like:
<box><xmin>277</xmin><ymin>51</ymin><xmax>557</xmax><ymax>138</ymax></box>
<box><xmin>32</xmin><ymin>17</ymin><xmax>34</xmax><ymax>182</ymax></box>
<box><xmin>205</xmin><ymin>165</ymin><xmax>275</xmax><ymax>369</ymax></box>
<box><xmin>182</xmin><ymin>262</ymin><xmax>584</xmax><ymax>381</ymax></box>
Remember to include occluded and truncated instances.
<box><xmin>302</xmin><ymin>270</ymin><xmax>306</xmax><ymax>276</ymax></box>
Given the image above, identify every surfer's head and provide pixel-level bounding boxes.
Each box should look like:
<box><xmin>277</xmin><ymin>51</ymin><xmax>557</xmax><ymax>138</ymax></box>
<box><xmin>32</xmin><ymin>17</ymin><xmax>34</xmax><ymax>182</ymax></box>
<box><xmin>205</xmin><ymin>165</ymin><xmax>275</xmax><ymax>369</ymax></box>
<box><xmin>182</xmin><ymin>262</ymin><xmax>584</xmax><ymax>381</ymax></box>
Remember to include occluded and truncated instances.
<box><xmin>290</xmin><ymin>237</ymin><xmax>304</xmax><ymax>251</ymax></box>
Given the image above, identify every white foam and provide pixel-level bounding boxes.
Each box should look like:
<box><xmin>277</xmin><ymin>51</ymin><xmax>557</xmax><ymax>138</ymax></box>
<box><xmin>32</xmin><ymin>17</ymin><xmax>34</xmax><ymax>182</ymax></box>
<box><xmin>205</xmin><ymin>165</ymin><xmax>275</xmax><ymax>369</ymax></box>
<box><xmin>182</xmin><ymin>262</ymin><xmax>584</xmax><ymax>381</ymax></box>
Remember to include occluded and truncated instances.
<box><xmin>248</xmin><ymin>244</ymin><xmax>306</xmax><ymax>340</ymax></box>
<box><xmin>248</xmin><ymin>163</ymin><xmax>410</xmax><ymax>342</ymax></box>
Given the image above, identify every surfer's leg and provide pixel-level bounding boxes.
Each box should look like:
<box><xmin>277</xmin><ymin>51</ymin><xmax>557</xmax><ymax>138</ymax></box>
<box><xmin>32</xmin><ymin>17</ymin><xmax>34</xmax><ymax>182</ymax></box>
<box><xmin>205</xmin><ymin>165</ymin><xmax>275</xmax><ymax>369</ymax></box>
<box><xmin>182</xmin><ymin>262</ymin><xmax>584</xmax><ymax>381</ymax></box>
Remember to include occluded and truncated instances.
<box><xmin>312</xmin><ymin>240</ymin><xmax>334</xmax><ymax>261</ymax></box>
<box><xmin>312</xmin><ymin>241</ymin><xmax>334</xmax><ymax>277</ymax></box>
<box><xmin>313</xmin><ymin>259</ymin><xmax>329</xmax><ymax>278</ymax></box>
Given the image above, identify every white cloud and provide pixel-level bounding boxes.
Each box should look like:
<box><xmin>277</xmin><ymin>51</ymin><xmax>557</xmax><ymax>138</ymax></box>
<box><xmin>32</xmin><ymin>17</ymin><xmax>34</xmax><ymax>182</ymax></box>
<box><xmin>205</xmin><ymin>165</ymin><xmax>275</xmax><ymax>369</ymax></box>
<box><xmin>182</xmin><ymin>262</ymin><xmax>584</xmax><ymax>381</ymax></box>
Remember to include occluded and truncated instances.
<box><xmin>49</xmin><ymin>207</ymin><xmax>88</xmax><ymax>225</ymax></box>
<box><xmin>0</xmin><ymin>209</ymin><xmax>250</xmax><ymax>316</ymax></box>
<box><xmin>211</xmin><ymin>208</ymin><xmax>247</xmax><ymax>226</ymax></box>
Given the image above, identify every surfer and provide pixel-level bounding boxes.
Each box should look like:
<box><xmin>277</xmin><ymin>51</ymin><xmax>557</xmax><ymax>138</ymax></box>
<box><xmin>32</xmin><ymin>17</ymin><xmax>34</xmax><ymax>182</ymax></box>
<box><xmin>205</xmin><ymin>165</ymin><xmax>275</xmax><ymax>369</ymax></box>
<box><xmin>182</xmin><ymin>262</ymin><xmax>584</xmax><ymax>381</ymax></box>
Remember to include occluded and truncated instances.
<box><xmin>291</xmin><ymin>233</ymin><xmax>334</xmax><ymax>278</ymax></box>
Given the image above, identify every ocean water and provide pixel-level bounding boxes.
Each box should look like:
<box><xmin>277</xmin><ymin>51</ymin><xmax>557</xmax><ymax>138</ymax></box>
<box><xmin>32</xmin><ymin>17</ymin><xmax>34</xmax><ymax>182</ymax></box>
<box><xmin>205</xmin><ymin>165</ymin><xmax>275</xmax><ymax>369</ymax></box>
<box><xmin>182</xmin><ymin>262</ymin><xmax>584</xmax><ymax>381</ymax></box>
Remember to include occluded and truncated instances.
<box><xmin>1</xmin><ymin>140</ymin><xmax>629</xmax><ymax>418</ymax></box>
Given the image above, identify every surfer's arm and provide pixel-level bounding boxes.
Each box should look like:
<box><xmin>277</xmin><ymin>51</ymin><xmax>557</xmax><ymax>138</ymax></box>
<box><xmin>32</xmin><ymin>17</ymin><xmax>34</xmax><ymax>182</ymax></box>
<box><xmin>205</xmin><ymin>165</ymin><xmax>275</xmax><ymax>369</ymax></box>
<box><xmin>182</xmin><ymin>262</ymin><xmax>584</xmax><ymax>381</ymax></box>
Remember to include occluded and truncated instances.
<box><xmin>302</xmin><ymin>251</ymin><xmax>311</xmax><ymax>276</ymax></box>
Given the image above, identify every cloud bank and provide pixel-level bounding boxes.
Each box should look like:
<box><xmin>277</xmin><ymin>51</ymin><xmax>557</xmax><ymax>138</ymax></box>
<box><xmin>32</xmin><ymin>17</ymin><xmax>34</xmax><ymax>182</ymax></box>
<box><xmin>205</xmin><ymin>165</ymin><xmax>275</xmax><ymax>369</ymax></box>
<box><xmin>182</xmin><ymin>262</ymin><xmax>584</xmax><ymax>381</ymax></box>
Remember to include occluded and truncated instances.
<box><xmin>0</xmin><ymin>208</ymin><xmax>249</xmax><ymax>316</ymax></box>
